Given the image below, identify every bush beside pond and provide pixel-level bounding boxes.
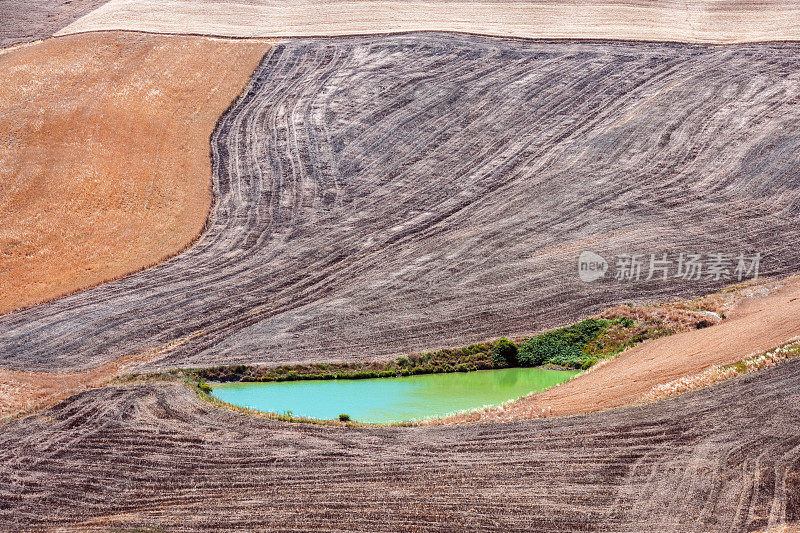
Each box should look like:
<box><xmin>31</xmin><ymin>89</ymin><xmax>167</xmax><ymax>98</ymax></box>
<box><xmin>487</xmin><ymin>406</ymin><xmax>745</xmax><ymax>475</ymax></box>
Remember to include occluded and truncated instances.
<box><xmin>195</xmin><ymin>315</ymin><xmax>664</xmax><ymax>382</ymax></box>
<box><xmin>518</xmin><ymin>319</ymin><xmax>609</xmax><ymax>369</ymax></box>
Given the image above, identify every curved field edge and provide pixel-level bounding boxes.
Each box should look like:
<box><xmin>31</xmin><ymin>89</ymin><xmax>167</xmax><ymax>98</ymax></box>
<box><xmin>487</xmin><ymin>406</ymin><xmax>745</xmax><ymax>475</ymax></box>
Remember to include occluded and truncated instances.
<box><xmin>189</xmin><ymin>294</ymin><xmax>716</xmax><ymax>383</ymax></box>
<box><xmin>4</xmin><ymin>34</ymin><xmax>800</xmax><ymax>376</ymax></box>
<box><xmin>185</xmin><ymin>331</ymin><xmax>800</xmax><ymax>427</ymax></box>
<box><xmin>640</xmin><ymin>337</ymin><xmax>800</xmax><ymax>403</ymax></box>
<box><xmin>0</xmin><ymin>333</ymin><xmax>200</xmax><ymax>424</ymax></box>
<box><xmin>0</xmin><ymin>31</ymin><xmax>271</xmax><ymax>313</ymax></box>
<box><xmin>3</xmin><ymin>281</ymin><xmax>796</xmax><ymax>426</ymax></box>
<box><xmin>435</xmin><ymin>328</ymin><xmax>800</xmax><ymax>426</ymax></box>
<box><xmin>1</xmin><ymin>354</ymin><xmax>799</xmax><ymax>529</ymax></box>
<box><xmin>182</xmin><ymin>279</ymin><xmax>800</xmax><ymax>425</ymax></box>
<box><xmin>34</xmin><ymin>276</ymin><xmax>784</xmax><ymax>425</ymax></box>
<box><xmin>55</xmin><ymin>0</ymin><xmax>800</xmax><ymax>45</ymax></box>
<box><xmin>0</xmin><ymin>275</ymin><xmax>784</xmax><ymax>425</ymax></box>
<box><xmin>437</xmin><ymin>275</ymin><xmax>800</xmax><ymax>423</ymax></box>
<box><xmin>0</xmin><ymin>0</ymin><xmax>109</xmax><ymax>48</ymax></box>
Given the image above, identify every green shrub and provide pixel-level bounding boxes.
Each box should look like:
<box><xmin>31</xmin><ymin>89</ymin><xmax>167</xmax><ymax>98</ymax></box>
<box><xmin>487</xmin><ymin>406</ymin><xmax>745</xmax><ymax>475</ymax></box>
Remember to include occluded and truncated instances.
<box><xmin>196</xmin><ymin>380</ymin><xmax>213</xmax><ymax>395</ymax></box>
<box><xmin>614</xmin><ymin>317</ymin><xmax>635</xmax><ymax>328</ymax></box>
<box><xmin>517</xmin><ymin>319</ymin><xmax>609</xmax><ymax>368</ymax></box>
<box><xmin>491</xmin><ymin>337</ymin><xmax>518</xmax><ymax>367</ymax></box>
<box><xmin>338</xmin><ymin>414</ymin><xmax>351</xmax><ymax>422</ymax></box>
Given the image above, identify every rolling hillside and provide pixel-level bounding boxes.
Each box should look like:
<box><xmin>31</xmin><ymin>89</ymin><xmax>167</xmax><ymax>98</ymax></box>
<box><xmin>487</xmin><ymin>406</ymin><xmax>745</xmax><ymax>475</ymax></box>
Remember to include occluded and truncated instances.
<box><xmin>3</xmin><ymin>34</ymin><xmax>800</xmax><ymax>375</ymax></box>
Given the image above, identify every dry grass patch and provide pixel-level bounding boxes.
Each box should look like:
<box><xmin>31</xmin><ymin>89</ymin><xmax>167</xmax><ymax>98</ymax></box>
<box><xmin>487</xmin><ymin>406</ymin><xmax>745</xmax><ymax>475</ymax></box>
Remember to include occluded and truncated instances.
<box><xmin>641</xmin><ymin>337</ymin><xmax>800</xmax><ymax>402</ymax></box>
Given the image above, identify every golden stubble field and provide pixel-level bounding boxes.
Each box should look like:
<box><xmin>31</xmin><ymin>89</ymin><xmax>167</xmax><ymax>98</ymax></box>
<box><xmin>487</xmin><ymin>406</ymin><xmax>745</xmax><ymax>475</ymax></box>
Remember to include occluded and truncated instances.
<box><xmin>56</xmin><ymin>0</ymin><xmax>800</xmax><ymax>44</ymax></box>
<box><xmin>0</xmin><ymin>32</ymin><xmax>271</xmax><ymax>313</ymax></box>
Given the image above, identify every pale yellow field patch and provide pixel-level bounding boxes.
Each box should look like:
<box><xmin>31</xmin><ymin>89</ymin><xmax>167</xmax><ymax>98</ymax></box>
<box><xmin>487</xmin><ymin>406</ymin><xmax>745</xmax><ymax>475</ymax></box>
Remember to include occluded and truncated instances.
<box><xmin>56</xmin><ymin>0</ymin><xmax>800</xmax><ymax>44</ymax></box>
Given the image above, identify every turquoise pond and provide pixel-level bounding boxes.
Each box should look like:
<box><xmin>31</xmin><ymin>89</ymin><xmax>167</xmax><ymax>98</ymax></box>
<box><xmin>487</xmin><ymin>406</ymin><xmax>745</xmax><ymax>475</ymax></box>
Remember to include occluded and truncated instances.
<box><xmin>211</xmin><ymin>367</ymin><xmax>580</xmax><ymax>423</ymax></box>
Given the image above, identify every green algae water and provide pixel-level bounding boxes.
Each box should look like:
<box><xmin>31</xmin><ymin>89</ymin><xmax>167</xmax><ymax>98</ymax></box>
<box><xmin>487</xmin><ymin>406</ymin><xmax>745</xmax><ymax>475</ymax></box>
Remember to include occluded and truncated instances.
<box><xmin>211</xmin><ymin>367</ymin><xmax>579</xmax><ymax>424</ymax></box>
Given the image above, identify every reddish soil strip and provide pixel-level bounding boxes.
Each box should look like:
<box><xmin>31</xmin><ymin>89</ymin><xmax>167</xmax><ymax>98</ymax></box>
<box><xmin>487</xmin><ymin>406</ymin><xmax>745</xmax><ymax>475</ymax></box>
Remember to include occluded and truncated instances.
<box><xmin>451</xmin><ymin>276</ymin><xmax>800</xmax><ymax>422</ymax></box>
<box><xmin>0</xmin><ymin>368</ymin><xmax>111</xmax><ymax>422</ymax></box>
<box><xmin>0</xmin><ymin>333</ymin><xmax>201</xmax><ymax>422</ymax></box>
<box><xmin>0</xmin><ymin>32</ymin><xmax>271</xmax><ymax>313</ymax></box>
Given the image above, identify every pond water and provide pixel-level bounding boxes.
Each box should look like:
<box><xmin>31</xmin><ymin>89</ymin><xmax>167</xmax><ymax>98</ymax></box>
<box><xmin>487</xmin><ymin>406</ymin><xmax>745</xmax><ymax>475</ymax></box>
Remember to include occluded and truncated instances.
<box><xmin>211</xmin><ymin>367</ymin><xmax>580</xmax><ymax>423</ymax></box>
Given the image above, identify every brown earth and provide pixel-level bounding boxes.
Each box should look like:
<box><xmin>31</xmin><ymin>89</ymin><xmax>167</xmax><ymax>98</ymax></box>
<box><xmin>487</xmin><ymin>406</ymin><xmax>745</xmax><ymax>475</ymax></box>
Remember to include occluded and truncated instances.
<box><xmin>0</xmin><ymin>31</ymin><xmax>271</xmax><ymax>313</ymax></box>
<box><xmin>444</xmin><ymin>275</ymin><xmax>800</xmax><ymax>423</ymax></box>
<box><xmin>0</xmin><ymin>368</ymin><xmax>114</xmax><ymax>422</ymax></box>
<box><xmin>1</xmin><ymin>32</ymin><xmax>799</xmax><ymax>529</ymax></box>
<box><xmin>0</xmin><ymin>333</ymin><xmax>200</xmax><ymax>422</ymax></box>
<box><xmin>55</xmin><ymin>0</ymin><xmax>800</xmax><ymax>44</ymax></box>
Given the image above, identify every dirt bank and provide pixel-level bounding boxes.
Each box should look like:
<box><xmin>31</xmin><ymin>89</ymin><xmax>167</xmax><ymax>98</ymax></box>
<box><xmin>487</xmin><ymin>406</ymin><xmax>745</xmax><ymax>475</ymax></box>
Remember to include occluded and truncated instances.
<box><xmin>448</xmin><ymin>276</ymin><xmax>800</xmax><ymax>422</ymax></box>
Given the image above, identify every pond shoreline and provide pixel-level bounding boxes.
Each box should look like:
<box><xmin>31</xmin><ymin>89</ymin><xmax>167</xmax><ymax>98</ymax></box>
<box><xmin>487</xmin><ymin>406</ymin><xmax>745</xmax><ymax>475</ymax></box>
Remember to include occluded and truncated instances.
<box><xmin>209</xmin><ymin>366</ymin><xmax>581</xmax><ymax>424</ymax></box>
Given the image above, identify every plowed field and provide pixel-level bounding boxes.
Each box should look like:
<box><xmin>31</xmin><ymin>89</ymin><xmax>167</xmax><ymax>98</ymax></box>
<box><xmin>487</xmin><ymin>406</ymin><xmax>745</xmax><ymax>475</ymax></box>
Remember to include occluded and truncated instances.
<box><xmin>3</xmin><ymin>34</ymin><xmax>800</xmax><ymax>375</ymax></box>
<box><xmin>1</xmin><ymin>358</ymin><xmax>799</xmax><ymax>530</ymax></box>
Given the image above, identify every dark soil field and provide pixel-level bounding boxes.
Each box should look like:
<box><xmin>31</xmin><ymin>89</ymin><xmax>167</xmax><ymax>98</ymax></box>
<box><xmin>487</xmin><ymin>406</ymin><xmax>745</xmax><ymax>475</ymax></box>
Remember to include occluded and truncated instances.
<box><xmin>0</xmin><ymin>0</ymin><xmax>109</xmax><ymax>48</ymax></box>
<box><xmin>1</xmin><ymin>355</ymin><xmax>798</xmax><ymax>530</ymax></box>
<box><xmin>3</xmin><ymin>34</ymin><xmax>800</xmax><ymax>374</ymax></box>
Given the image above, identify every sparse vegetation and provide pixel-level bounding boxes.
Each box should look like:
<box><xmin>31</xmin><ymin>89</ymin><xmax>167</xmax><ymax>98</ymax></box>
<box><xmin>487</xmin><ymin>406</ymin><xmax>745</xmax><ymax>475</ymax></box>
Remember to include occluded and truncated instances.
<box><xmin>196</xmin><ymin>311</ymin><xmax>675</xmax><ymax>382</ymax></box>
<box><xmin>197</xmin><ymin>342</ymin><xmax>497</xmax><ymax>383</ymax></box>
<box><xmin>196</xmin><ymin>378</ymin><xmax>213</xmax><ymax>395</ymax></box>
<box><xmin>642</xmin><ymin>339</ymin><xmax>800</xmax><ymax>402</ymax></box>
